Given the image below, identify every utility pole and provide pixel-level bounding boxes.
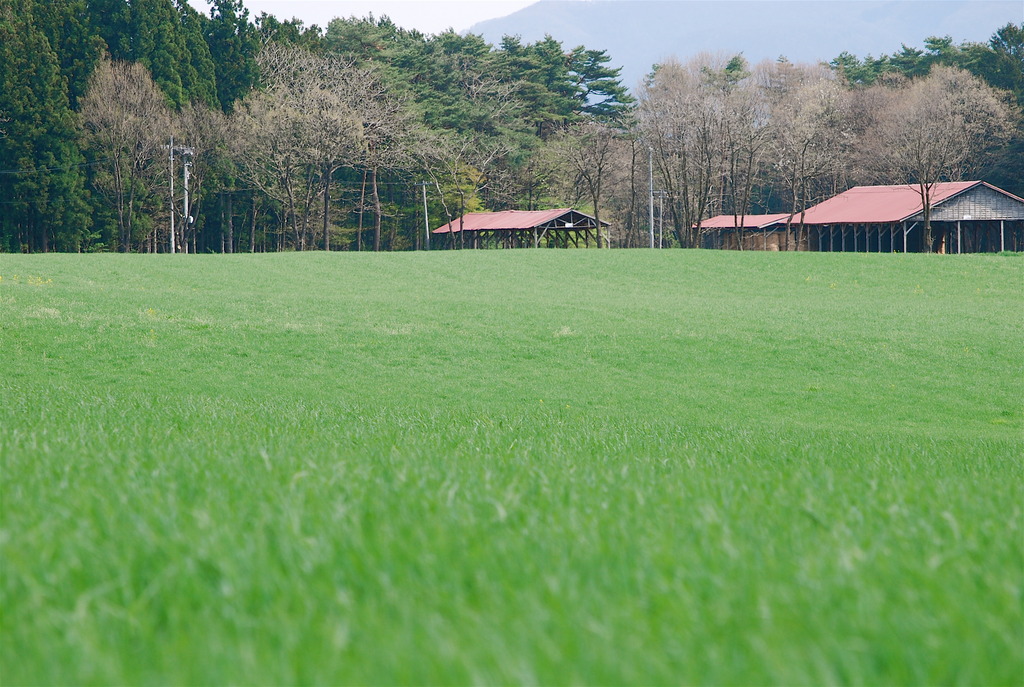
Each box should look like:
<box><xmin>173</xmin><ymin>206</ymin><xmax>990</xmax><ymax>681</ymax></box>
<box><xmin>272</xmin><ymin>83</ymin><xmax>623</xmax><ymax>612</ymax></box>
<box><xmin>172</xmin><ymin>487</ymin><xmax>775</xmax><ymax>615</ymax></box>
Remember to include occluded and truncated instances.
<box><xmin>183</xmin><ymin>151</ymin><xmax>193</xmax><ymax>252</ymax></box>
<box><xmin>168</xmin><ymin>136</ymin><xmax>175</xmax><ymax>253</ymax></box>
<box><xmin>416</xmin><ymin>181</ymin><xmax>430</xmax><ymax>250</ymax></box>
<box><xmin>648</xmin><ymin>147</ymin><xmax>655</xmax><ymax>249</ymax></box>
<box><xmin>163</xmin><ymin>138</ymin><xmax>195</xmax><ymax>253</ymax></box>
<box><xmin>654</xmin><ymin>190</ymin><xmax>667</xmax><ymax>248</ymax></box>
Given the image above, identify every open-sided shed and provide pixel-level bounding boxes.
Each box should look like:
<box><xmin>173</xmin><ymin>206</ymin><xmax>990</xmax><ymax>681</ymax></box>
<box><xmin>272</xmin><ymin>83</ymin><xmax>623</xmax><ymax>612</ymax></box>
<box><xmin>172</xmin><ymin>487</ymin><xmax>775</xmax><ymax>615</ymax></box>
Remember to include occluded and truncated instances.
<box><xmin>700</xmin><ymin>214</ymin><xmax>791</xmax><ymax>251</ymax></box>
<box><xmin>791</xmin><ymin>181</ymin><xmax>1024</xmax><ymax>253</ymax></box>
<box><xmin>433</xmin><ymin>209</ymin><xmax>609</xmax><ymax>248</ymax></box>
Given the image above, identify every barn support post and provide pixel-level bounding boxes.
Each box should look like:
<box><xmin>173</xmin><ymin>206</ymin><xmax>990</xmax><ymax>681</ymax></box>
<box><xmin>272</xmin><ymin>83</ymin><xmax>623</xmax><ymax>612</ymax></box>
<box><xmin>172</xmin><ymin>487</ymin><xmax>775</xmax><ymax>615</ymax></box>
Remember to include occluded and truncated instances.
<box><xmin>1000</xmin><ymin>220</ymin><xmax>1005</xmax><ymax>253</ymax></box>
<box><xmin>957</xmin><ymin>221</ymin><xmax>962</xmax><ymax>254</ymax></box>
<box><xmin>903</xmin><ymin>222</ymin><xmax>908</xmax><ymax>252</ymax></box>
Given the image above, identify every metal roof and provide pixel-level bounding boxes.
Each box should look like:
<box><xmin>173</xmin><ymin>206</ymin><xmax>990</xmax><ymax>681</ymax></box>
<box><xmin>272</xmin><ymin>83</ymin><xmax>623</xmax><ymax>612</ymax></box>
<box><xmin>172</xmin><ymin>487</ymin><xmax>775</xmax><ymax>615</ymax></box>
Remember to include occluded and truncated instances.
<box><xmin>701</xmin><ymin>213</ymin><xmax>790</xmax><ymax>229</ymax></box>
<box><xmin>792</xmin><ymin>182</ymin><xmax>984</xmax><ymax>225</ymax></box>
<box><xmin>433</xmin><ymin>209</ymin><xmax>605</xmax><ymax>234</ymax></box>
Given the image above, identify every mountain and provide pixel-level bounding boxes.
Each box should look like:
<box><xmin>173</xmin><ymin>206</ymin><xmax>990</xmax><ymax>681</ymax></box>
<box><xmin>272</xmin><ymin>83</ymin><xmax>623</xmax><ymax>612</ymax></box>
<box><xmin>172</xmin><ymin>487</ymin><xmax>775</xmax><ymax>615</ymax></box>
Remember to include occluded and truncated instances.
<box><xmin>469</xmin><ymin>0</ymin><xmax>1023</xmax><ymax>90</ymax></box>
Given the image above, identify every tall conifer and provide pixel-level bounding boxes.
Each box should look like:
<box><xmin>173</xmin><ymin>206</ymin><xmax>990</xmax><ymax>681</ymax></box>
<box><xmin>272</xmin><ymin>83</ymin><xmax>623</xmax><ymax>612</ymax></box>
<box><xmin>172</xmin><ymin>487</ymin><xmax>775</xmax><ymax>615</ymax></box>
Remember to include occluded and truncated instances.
<box><xmin>0</xmin><ymin>0</ymin><xmax>91</xmax><ymax>252</ymax></box>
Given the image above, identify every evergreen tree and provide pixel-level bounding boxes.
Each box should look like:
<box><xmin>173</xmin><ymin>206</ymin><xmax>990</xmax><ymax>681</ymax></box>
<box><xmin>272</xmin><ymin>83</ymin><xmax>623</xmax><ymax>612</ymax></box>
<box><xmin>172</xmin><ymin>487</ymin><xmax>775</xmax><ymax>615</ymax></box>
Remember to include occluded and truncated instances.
<box><xmin>33</xmin><ymin>0</ymin><xmax>105</xmax><ymax>108</ymax></box>
<box><xmin>0</xmin><ymin>0</ymin><xmax>91</xmax><ymax>252</ymax></box>
<box><xmin>127</xmin><ymin>0</ymin><xmax>189</xmax><ymax>106</ymax></box>
<box><xmin>568</xmin><ymin>46</ymin><xmax>634</xmax><ymax>122</ymax></box>
<box><xmin>204</xmin><ymin>0</ymin><xmax>259</xmax><ymax>111</ymax></box>
<box><xmin>85</xmin><ymin>0</ymin><xmax>131</xmax><ymax>60</ymax></box>
<box><xmin>176</xmin><ymin>0</ymin><xmax>218</xmax><ymax>107</ymax></box>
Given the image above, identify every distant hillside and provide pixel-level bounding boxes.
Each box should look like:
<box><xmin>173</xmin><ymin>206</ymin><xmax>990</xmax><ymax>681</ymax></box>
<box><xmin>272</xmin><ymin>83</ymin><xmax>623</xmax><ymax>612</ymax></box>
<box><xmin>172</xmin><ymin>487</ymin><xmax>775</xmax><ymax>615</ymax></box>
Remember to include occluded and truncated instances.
<box><xmin>470</xmin><ymin>0</ymin><xmax>1023</xmax><ymax>90</ymax></box>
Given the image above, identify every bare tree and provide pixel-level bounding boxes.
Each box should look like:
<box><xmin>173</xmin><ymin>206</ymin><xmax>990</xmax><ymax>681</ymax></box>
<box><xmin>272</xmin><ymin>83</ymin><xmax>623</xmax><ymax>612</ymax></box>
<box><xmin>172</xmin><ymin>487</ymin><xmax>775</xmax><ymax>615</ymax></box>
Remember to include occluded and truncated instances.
<box><xmin>231</xmin><ymin>90</ymin><xmax>310</xmax><ymax>249</ymax></box>
<box><xmin>865</xmin><ymin>65</ymin><xmax>1014</xmax><ymax>251</ymax></box>
<box><xmin>172</xmin><ymin>102</ymin><xmax>229</xmax><ymax>253</ymax></box>
<box><xmin>763</xmin><ymin>64</ymin><xmax>851</xmax><ymax>250</ymax></box>
<box><xmin>422</xmin><ymin>130</ymin><xmax>512</xmax><ymax>248</ymax></box>
<box><xmin>418</xmin><ymin>53</ymin><xmax>522</xmax><ymax>248</ymax></box>
<box><xmin>551</xmin><ymin>120</ymin><xmax>625</xmax><ymax>248</ymax></box>
<box><xmin>232</xmin><ymin>45</ymin><xmax>364</xmax><ymax>250</ymax></box>
<box><xmin>638</xmin><ymin>55</ymin><xmax>740</xmax><ymax>247</ymax></box>
<box><xmin>719</xmin><ymin>70</ymin><xmax>773</xmax><ymax>246</ymax></box>
<box><xmin>348</xmin><ymin>67</ymin><xmax>413</xmax><ymax>252</ymax></box>
<box><xmin>80</xmin><ymin>57</ymin><xmax>170</xmax><ymax>252</ymax></box>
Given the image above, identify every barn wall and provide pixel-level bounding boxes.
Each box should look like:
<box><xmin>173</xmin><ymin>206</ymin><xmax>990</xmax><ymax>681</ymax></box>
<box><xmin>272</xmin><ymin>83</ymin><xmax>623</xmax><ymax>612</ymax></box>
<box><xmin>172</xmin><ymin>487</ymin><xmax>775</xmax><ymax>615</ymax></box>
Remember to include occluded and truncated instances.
<box><xmin>717</xmin><ymin>229</ymin><xmax>808</xmax><ymax>251</ymax></box>
<box><xmin>919</xmin><ymin>185</ymin><xmax>1024</xmax><ymax>222</ymax></box>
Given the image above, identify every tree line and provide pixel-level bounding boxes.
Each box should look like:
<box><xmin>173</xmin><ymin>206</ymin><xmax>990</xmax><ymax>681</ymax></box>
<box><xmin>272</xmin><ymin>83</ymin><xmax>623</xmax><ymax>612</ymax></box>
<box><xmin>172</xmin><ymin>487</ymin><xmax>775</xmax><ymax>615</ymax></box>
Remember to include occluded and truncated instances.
<box><xmin>0</xmin><ymin>0</ymin><xmax>1020</xmax><ymax>252</ymax></box>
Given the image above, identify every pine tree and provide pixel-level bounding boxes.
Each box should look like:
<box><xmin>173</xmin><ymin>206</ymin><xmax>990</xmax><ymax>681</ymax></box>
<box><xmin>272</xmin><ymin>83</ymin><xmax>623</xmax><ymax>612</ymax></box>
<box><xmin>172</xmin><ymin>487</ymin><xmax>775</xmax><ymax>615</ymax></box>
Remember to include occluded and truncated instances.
<box><xmin>0</xmin><ymin>0</ymin><xmax>91</xmax><ymax>252</ymax></box>
<box><xmin>204</xmin><ymin>0</ymin><xmax>259</xmax><ymax>111</ymax></box>
<box><xmin>33</xmin><ymin>0</ymin><xmax>105</xmax><ymax>108</ymax></box>
<box><xmin>128</xmin><ymin>0</ymin><xmax>188</xmax><ymax>106</ymax></box>
<box><xmin>176</xmin><ymin>1</ymin><xmax>217</xmax><ymax>107</ymax></box>
<box><xmin>568</xmin><ymin>46</ymin><xmax>634</xmax><ymax>122</ymax></box>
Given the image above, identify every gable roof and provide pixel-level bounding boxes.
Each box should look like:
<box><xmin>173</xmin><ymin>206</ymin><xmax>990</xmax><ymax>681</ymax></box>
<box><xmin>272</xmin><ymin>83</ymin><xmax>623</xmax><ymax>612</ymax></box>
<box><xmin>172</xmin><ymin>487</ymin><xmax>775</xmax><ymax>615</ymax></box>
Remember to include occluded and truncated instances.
<box><xmin>793</xmin><ymin>181</ymin><xmax>995</xmax><ymax>225</ymax></box>
<box><xmin>700</xmin><ymin>213</ymin><xmax>790</xmax><ymax>229</ymax></box>
<box><xmin>433</xmin><ymin>209</ymin><xmax>607</xmax><ymax>234</ymax></box>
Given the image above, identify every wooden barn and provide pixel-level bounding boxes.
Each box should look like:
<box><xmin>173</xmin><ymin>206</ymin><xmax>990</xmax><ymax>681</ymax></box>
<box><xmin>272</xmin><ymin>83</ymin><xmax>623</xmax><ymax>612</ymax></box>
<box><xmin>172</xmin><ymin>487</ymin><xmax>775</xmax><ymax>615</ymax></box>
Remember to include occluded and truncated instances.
<box><xmin>790</xmin><ymin>181</ymin><xmax>1024</xmax><ymax>253</ymax></box>
<box><xmin>700</xmin><ymin>182</ymin><xmax>1024</xmax><ymax>253</ymax></box>
<box><xmin>433</xmin><ymin>209</ymin><xmax>609</xmax><ymax>248</ymax></box>
<box><xmin>700</xmin><ymin>214</ymin><xmax>791</xmax><ymax>250</ymax></box>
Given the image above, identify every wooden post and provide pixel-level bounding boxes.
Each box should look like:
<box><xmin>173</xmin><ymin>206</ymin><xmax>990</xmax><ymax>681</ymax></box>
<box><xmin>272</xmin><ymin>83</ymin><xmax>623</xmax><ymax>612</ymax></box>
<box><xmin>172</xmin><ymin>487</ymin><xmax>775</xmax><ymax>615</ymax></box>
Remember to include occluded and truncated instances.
<box><xmin>957</xmin><ymin>221</ymin><xmax>962</xmax><ymax>254</ymax></box>
<box><xmin>1000</xmin><ymin>220</ymin><xmax>1005</xmax><ymax>253</ymax></box>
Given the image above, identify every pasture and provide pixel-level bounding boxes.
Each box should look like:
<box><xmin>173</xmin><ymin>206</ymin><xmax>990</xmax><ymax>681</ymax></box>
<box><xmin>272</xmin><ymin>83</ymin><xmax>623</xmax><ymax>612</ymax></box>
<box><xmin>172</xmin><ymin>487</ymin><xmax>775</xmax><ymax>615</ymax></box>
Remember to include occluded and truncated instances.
<box><xmin>1</xmin><ymin>250</ymin><xmax>1022</xmax><ymax>685</ymax></box>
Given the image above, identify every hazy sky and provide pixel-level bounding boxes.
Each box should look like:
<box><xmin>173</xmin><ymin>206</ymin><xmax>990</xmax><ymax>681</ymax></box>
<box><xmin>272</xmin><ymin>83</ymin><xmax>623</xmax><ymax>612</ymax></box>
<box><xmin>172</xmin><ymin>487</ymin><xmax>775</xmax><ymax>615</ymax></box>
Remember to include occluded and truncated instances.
<box><xmin>187</xmin><ymin>0</ymin><xmax>539</xmax><ymax>34</ymax></box>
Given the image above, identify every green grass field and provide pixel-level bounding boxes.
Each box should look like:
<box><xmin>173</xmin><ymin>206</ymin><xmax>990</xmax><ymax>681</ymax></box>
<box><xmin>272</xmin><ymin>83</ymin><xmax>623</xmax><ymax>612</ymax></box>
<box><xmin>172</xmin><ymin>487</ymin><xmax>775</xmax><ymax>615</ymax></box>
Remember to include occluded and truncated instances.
<box><xmin>2</xmin><ymin>250</ymin><xmax>1022</xmax><ymax>685</ymax></box>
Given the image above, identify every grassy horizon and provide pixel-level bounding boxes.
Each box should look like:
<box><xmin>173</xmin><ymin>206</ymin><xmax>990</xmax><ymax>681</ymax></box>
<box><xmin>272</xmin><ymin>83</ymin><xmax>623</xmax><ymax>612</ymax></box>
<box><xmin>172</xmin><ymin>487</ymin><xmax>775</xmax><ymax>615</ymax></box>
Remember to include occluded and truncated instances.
<box><xmin>2</xmin><ymin>250</ymin><xmax>1022</xmax><ymax>685</ymax></box>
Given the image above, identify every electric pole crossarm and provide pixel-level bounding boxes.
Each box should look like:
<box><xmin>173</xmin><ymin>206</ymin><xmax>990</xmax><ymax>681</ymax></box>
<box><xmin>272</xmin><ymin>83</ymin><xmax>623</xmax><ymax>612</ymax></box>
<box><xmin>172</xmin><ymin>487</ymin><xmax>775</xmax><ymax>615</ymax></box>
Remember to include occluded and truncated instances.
<box><xmin>161</xmin><ymin>140</ymin><xmax>196</xmax><ymax>254</ymax></box>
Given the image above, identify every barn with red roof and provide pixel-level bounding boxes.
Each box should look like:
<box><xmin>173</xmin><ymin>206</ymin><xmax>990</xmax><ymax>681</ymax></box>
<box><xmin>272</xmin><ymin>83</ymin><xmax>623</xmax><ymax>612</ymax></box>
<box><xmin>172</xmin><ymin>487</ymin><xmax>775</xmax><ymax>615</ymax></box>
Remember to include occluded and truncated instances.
<box><xmin>699</xmin><ymin>181</ymin><xmax>1023</xmax><ymax>253</ymax></box>
<box><xmin>700</xmin><ymin>213</ymin><xmax>791</xmax><ymax>251</ymax></box>
<box><xmin>433</xmin><ymin>208</ymin><xmax>609</xmax><ymax>248</ymax></box>
<box><xmin>786</xmin><ymin>181</ymin><xmax>1024</xmax><ymax>253</ymax></box>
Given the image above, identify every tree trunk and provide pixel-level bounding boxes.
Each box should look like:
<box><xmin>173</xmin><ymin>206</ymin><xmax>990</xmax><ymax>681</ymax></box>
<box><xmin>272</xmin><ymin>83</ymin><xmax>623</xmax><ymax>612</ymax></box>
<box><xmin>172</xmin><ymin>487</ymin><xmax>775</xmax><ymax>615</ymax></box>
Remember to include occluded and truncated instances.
<box><xmin>226</xmin><ymin>192</ymin><xmax>234</xmax><ymax>253</ymax></box>
<box><xmin>357</xmin><ymin>170</ymin><xmax>366</xmax><ymax>252</ymax></box>
<box><xmin>250</xmin><ymin>195</ymin><xmax>257</xmax><ymax>253</ymax></box>
<box><xmin>371</xmin><ymin>166</ymin><xmax>382</xmax><ymax>252</ymax></box>
<box><xmin>458</xmin><ymin>191</ymin><xmax>466</xmax><ymax>250</ymax></box>
<box><xmin>323</xmin><ymin>170</ymin><xmax>331</xmax><ymax>251</ymax></box>
<box><xmin>591</xmin><ymin>176</ymin><xmax>603</xmax><ymax>249</ymax></box>
<box><xmin>920</xmin><ymin>183</ymin><xmax>933</xmax><ymax>253</ymax></box>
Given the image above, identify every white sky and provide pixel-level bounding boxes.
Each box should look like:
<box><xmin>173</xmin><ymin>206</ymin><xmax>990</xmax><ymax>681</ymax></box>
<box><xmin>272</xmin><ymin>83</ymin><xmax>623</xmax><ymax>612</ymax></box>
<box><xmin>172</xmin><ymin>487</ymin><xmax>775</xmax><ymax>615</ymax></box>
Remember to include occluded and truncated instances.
<box><xmin>187</xmin><ymin>1</ymin><xmax>540</xmax><ymax>35</ymax></box>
